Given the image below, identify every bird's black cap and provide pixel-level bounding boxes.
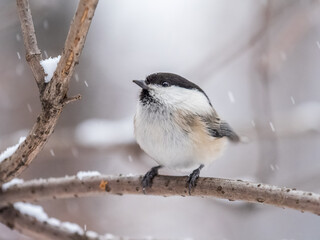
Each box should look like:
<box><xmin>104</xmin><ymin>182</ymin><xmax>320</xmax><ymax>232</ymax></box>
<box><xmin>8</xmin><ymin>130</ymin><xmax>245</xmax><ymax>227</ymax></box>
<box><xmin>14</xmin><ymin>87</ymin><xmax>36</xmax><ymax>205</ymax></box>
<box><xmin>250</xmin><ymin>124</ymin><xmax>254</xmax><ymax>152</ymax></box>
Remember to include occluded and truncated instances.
<box><xmin>146</xmin><ymin>73</ymin><xmax>203</xmax><ymax>92</ymax></box>
<box><xmin>145</xmin><ymin>73</ymin><xmax>211</xmax><ymax>105</ymax></box>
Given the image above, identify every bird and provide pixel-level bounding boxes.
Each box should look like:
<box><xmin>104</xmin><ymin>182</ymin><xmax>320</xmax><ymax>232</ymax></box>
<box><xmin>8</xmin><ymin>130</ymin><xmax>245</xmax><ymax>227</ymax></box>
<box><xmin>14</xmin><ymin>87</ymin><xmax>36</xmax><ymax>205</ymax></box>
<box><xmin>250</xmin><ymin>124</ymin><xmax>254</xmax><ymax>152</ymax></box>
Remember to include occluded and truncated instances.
<box><xmin>133</xmin><ymin>72</ymin><xmax>239</xmax><ymax>194</ymax></box>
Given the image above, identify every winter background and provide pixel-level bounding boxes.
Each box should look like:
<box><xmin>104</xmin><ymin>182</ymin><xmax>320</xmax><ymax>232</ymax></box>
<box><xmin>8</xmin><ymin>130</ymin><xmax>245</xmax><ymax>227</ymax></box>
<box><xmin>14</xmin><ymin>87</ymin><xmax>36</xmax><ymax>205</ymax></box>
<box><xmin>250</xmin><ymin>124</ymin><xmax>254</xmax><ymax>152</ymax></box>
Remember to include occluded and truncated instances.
<box><xmin>1</xmin><ymin>0</ymin><xmax>320</xmax><ymax>239</ymax></box>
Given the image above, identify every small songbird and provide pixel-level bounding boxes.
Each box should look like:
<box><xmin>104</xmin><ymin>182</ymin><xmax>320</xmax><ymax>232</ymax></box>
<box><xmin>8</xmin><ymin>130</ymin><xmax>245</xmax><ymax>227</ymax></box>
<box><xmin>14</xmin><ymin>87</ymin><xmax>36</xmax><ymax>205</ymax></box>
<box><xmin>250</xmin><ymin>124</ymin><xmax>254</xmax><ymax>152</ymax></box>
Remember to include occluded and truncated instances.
<box><xmin>133</xmin><ymin>73</ymin><xmax>239</xmax><ymax>193</ymax></box>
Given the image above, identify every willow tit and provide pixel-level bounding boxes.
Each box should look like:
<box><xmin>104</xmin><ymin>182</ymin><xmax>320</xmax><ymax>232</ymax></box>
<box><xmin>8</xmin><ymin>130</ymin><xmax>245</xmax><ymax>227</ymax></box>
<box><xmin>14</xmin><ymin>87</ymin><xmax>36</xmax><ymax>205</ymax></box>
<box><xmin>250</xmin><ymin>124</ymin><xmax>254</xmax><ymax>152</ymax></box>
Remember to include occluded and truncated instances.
<box><xmin>133</xmin><ymin>73</ymin><xmax>239</xmax><ymax>193</ymax></box>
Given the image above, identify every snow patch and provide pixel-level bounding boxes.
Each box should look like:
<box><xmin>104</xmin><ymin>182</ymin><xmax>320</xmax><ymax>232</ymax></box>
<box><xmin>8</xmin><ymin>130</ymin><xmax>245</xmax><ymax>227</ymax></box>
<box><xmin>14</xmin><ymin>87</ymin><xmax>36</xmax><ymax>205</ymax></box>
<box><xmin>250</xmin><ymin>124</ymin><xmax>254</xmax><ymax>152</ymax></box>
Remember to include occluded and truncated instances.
<box><xmin>103</xmin><ymin>233</ymin><xmax>115</xmax><ymax>239</ymax></box>
<box><xmin>60</xmin><ymin>221</ymin><xmax>83</xmax><ymax>234</ymax></box>
<box><xmin>13</xmin><ymin>202</ymin><xmax>84</xmax><ymax>235</ymax></box>
<box><xmin>14</xmin><ymin>202</ymin><xmax>48</xmax><ymax>222</ymax></box>
<box><xmin>75</xmin><ymin>118</ymin><xmax>134</xmax><ymax>147</ymax></box>
<box><xmin>2</xmin><ymin>178</ymin><xmax>24</xmax><ymax>191</ymax></box>
<box><xmin>237</xmin><ymin>175</ymin><xmax>259</xmax><ymax>183</ymax></box>
<box><xmin>40</xmin><ymin>55</ymin><xmax>61</xmax><ymax>83</ymax></box>
<box><xmin>76</xmin><ymin>171</ymin><xmax>101</xmax><ymax>180</ymax></box>
<box><xmin>0</xmin><ymin>136</ymin><xmax>26</xmax><ymax>163</ymax></box>
<box><xmin>47</xmin><ymin>217</ymin><xmax>61</xmax><ymax>227</ymax></box>
<box><xmin>123</xmin><ymin>173</ymin><xmax>137</xmax><ymax>177</ymax></box>
<box><xmin>86</xmin><ymin>230</ymin><xmax>99</xmax><ymax>238</ymax></box>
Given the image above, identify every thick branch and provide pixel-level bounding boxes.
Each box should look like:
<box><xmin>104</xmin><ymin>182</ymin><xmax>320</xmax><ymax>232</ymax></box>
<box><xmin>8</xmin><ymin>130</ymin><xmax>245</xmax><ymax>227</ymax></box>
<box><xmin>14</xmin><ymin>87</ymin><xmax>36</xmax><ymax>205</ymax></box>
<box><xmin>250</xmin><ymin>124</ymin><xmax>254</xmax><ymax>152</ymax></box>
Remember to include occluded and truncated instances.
<box><xmin>1</xmin><ymin>175</ymin><xmax>319</xmax><ymax>215</ymax></box>
<box><xmin>16</xmin><ymin>0</ymin><xmax>45</xmax><ymax>90</ymax></box>
<box><xmin>0</xmin><ymin>0</ymin><xmax>99</xmax><ymax>183</ymax></box>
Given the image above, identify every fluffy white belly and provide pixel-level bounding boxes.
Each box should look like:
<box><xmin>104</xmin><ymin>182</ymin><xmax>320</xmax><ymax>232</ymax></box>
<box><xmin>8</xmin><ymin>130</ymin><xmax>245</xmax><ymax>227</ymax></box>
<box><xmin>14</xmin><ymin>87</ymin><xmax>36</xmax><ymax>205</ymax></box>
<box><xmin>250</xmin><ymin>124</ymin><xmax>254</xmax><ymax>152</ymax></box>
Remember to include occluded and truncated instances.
<box><xmin>135</xmin><ymin>121</ymin><xmax>195</xmax><ymax>171</ymax></box>
<box><xmin>134</xmin><ymin>107</ymin><xmax>226</xmax><ymax>171</ymax></box>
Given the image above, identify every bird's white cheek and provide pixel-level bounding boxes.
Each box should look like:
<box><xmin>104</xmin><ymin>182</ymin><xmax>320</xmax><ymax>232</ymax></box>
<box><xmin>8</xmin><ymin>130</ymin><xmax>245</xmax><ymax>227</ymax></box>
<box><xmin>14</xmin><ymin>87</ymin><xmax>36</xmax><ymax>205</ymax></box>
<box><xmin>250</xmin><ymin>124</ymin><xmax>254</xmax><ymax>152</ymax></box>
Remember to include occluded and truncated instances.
<box><xmin>151</xmin><ymin>86</ymin><xmax>213</xmax><ymax>115</ymax></box>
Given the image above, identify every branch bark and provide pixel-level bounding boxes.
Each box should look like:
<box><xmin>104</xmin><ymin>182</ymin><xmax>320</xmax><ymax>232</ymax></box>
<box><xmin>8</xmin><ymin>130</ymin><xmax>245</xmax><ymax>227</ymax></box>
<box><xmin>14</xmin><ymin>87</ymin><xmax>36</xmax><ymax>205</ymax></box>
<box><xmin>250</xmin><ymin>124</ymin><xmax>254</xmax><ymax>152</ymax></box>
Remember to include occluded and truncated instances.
<box><xmin>16</xmin><ymin>0</ymin><xmax>45</xmax><ymax>91</ymax></box>
<box><xmin>0</xmin><ymin>0</ymin><xmax>99</xmax><ymax>183</ymax></box>
<box><xmin>0</xmin><ymin>206</ymin><xmax>86</xmax><ymax>240</ymax></box>
<box><xmin>1</xmin><ymin>175</ymin><xmax>319</xmax><ymax>215</ymax></box>
<box><xmin>0</xmin><ymin>204</ymin><xmax>144</xmax><ymax>240</ymax></box>
<box><xmin>41</xmin><ymin>0</ymin><xmax>98</xmax><ymax>107</ymax></box>
<box><xmin>0</xmin><ymin>203</ymin><xmax>182</xmax><ymax>240</ymax></box>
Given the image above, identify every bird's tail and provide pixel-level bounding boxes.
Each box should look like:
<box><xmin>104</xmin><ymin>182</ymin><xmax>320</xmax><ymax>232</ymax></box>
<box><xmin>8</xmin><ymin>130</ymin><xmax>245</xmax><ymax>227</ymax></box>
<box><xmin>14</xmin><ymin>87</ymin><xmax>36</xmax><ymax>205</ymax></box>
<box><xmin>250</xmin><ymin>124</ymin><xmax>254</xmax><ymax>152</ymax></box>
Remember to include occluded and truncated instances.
<box><xmin>220</xmin><ymin>121</ymin><xmax>240</xmax><ymax>142</ymax></box>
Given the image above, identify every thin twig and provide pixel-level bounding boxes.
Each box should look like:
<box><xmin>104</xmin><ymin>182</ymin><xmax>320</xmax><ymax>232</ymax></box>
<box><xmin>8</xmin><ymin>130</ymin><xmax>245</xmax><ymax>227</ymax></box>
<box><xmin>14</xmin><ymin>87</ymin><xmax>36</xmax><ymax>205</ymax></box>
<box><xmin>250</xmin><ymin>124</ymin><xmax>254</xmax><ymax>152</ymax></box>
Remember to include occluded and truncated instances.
<box><xmin>0</xmin><ymin>0</ymin><xmax>99</xmax><ymax>183</ymax></box>
<box><xmin>62</xmin><ymin>94</ymin><xmax>82</xmax><ymax>105</ymax></box>
<box><xmin>1</xmin><ymin>175</ymin><xmax>319</xmax><ymax>215</ymax></box>
<box><xmin>16</xmin><ymin>0</ymin><xmax>45</xmax><ymax>91</ymax></box>
<box><xmin>41</xmin><ymin>0</ymin><xmax>98</xmax><ymax>106</ymax></box>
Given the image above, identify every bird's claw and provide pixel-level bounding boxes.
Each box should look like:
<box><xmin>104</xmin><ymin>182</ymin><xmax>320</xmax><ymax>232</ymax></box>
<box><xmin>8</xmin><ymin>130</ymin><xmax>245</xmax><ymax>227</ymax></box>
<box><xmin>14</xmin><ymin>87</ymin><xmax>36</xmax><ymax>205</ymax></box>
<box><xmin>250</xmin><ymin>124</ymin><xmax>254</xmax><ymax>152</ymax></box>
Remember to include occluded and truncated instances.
<box><xmin>187</xmin><ymin>164</ymin><xmax>204</xmax><ymax>195</ymax></box>
<box><xmin>142</xmin><ymin>166</ymin><xmax>161</xmax><ymax>193</ymax></box>
<box><xmin>187</xmin><ymin>170</ymin><xmax>200</xmax><ymax>195</ymax></box>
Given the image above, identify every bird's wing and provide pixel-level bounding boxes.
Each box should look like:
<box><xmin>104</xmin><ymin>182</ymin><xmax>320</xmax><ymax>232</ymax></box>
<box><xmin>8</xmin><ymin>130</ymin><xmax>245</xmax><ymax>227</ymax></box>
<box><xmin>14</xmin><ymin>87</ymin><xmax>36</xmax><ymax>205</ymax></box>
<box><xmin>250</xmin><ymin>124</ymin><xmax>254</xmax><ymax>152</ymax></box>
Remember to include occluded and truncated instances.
<box><xmin>202</xmin><ymin>114</ymin><xmax>240</xmax><ymax>142</ymax></box>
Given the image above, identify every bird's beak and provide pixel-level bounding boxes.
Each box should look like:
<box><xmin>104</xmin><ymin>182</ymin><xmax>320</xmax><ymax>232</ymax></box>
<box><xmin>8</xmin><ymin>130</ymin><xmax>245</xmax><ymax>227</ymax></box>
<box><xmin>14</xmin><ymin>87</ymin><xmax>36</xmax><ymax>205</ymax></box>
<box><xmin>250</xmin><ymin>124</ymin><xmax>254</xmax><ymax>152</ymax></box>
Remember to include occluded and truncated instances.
<box><xmin>133</xmin><ymin>80</ymin><xmax>149</xmax><ymax>90</ymax></box>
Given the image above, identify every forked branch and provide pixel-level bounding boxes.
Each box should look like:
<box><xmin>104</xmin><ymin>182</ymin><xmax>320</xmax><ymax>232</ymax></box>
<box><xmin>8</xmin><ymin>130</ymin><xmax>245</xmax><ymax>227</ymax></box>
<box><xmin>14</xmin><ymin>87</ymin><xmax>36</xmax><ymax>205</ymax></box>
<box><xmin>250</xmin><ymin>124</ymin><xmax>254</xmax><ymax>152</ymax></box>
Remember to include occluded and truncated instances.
<box><xmin>0</xmin><ymin>0</ymin><xmax>99</xmax><ymax>183</ymax></box>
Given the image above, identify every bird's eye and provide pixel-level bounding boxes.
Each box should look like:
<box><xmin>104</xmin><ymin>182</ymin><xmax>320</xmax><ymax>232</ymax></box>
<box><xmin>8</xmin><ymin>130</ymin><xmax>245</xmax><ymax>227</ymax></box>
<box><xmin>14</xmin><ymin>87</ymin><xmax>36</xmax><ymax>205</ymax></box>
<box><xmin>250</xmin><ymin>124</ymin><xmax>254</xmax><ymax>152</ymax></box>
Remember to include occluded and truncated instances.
<box><xmin>162</xmin><ymin>81</ymin><xmax>170</xmax><ymax>87</ymax></box>
<box><xmin>145</xmin><ymin>79</ymin><xmax>150</xmax><ymax>84</ymax></box>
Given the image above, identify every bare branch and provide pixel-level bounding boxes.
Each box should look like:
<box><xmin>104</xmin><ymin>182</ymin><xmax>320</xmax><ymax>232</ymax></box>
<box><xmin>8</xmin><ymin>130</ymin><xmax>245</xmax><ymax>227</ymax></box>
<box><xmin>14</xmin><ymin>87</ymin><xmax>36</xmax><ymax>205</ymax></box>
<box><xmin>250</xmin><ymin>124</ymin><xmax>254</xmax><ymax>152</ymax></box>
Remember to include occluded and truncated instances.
<box><xmin>1</xmin><ymin>175</ymin><xmax>319</xmax><ymax>215</ymax></box>
<box><xmin>16</xmin><ymin>0</ymin><xmax>45</xmax><ymax>90</ymax></box>
<box><xmin>0</xmin><ymin>0</ymin><xmax>99</xmax><ymax>183</ymax></box>
<box><xmin>42</xmin><ymin>0</ymin><xmax>98</xmax><ymax>106</ymax></box>
<box><xmin>1</xmin><ymin>205</ymin><xmax>84</xmax><ymax>240</ymax></box>
<box><xmin>0</xmin><ymin>204</ymin><xmax>151</xmax><ymax>240</ymax></box>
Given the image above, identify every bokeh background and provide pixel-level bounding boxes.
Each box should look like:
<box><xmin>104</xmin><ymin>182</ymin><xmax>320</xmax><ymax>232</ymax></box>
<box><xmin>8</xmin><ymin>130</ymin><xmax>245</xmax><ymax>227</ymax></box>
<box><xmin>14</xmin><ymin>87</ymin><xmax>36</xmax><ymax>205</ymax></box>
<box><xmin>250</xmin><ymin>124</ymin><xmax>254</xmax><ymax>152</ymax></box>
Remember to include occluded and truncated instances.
<box><xmin>1</xmin><ymin>0</ymin><xmax>320</xmax><ymax>239</ymax></box>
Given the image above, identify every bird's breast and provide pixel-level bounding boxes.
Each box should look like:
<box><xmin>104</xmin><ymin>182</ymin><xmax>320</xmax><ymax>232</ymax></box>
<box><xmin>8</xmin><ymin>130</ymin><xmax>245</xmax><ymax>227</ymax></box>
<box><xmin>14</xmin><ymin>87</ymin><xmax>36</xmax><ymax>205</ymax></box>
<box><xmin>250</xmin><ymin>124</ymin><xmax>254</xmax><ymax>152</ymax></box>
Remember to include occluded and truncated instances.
<box><xmin>134</xmin><ymin>105</ymin><xmax>194</xmax><ymax>168</ymax></box>
<box><xmin>134</xmin><ymin>104</ymin><xmax>226</xmax><ymax>171</ymax></box>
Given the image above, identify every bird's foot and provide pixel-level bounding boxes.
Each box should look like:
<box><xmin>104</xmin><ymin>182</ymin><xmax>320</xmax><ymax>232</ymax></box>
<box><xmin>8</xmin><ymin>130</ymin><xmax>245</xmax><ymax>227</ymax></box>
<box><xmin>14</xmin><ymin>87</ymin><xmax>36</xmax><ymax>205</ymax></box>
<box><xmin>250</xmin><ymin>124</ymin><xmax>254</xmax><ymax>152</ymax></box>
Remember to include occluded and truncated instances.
<box><xmin>187</xmin><ymin>164</ymin><xmax>204</xmax><ymax>195</ymax></box>
<box><xmin>142</xmin><ymin>165</ymin><xmax>162</xmax><ymax>193</ymax></box>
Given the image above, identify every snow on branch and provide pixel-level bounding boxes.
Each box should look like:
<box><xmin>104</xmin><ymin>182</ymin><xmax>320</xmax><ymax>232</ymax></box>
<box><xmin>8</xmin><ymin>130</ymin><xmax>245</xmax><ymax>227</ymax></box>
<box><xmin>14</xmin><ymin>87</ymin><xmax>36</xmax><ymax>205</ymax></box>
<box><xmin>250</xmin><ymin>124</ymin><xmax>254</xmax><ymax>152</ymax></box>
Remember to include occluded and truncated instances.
<box><xmin>0</xmin><ymin>0</ymin><xmax>99</xmax><ymax>183</ymax></box>
<box><xmin>0</xmin><ymin>137</ymin><xmax>26</xmax><ymax>163</ymax></box>
<box><xmin>40</xmin><ymin>56</ymin><xmax>61</xmax><ymax>83</ymax></box>
<box><xmin>1</xmin><ymin>174</ymin><xmax>319</xmax><ymax>215</ymax></box>
<box><xmin>0</xmin><ymin>202</ymin><xmax>142</xmax><ymax>240</ymax></box>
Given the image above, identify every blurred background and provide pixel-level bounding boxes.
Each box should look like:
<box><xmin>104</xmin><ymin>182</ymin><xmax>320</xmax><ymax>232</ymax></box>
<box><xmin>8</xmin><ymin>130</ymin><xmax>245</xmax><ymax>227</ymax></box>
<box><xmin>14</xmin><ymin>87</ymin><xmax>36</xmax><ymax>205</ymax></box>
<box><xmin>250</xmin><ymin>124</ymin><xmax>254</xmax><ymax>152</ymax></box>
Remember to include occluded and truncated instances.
<box><xmin>1</xmin><ymin>0</ymin><xmax>320</xmax><ymax>239</ymax></box>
